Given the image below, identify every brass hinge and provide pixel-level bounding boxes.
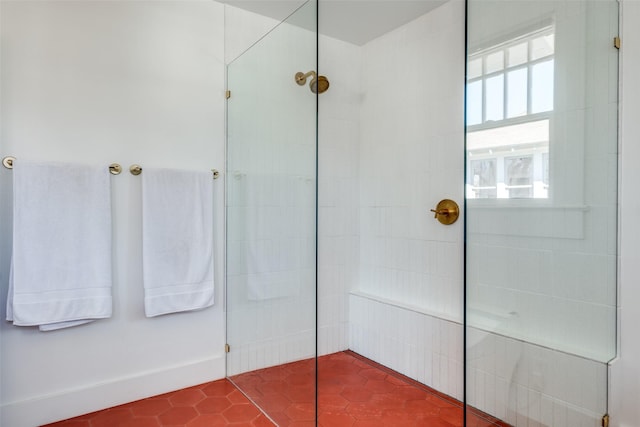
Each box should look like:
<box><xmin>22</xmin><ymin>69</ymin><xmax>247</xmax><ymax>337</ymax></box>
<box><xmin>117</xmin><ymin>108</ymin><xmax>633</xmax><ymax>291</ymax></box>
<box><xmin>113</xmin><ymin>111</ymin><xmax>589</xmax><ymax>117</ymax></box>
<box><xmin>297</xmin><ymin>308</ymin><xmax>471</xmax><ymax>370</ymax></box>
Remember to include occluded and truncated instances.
<box><xmin>225</xmin><ymin>90</ymin><xmax>231</xmax><ymax>99</ymax></box>
<box><xmin>602</xmin><ymin>413</ymin><xmax>610</xmax><ymax>427</ymax></box>
<box><xmin>614</xmin><ymin>37</ymin><xmax>621</xmax><ymax>49</ymax></box>
<box><xmin>225</xmin><ymin>343</ymin><xmax>230</xmax><ymax>353</ymax></box>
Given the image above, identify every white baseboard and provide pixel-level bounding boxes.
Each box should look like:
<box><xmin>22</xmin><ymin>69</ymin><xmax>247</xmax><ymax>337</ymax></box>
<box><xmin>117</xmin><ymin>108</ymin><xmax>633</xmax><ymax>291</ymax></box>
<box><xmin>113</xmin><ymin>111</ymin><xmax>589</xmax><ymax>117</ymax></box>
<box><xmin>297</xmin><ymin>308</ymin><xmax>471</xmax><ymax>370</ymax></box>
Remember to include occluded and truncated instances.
<box><xmin>1</xmin><ymin>355</ymin><xmax>225</xmax><ymax>427</ymax></box>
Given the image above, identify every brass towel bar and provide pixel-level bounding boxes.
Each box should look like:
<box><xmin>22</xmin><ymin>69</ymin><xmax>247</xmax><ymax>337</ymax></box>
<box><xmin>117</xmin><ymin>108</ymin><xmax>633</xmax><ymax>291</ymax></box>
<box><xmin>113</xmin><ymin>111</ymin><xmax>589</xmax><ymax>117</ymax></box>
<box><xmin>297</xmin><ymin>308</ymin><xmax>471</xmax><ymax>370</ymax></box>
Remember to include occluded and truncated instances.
<box><xmin>3</xmin><ymin>156</ymin><xmax>122</xmax><ymax>175</ymax></box>
<box><xmin>2</xmin><ymin>156</ymin><xmax>220</xmax><ymax>179</ymax></box>
<box><xmin>129</xmin><ymin>164</ymin><xmax>220</xmax><ymax>179</ymax></box>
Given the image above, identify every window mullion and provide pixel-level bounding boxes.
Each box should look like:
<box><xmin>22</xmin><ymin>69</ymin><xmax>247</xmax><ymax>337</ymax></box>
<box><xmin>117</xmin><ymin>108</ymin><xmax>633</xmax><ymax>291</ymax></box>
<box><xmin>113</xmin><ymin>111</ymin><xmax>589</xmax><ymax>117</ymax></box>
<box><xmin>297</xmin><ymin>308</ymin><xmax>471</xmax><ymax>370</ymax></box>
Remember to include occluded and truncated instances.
<box><xmin>482</xmin><ymin>77</ymin><xmax>487</xmax><ymax>123</ymax></box>
<box><xmin>527</xmin><ymin>39</ymin><xmax>533</xmax><ymax>115</ymax></box>
<box><xmin>481</xmin><ymin>56</ymin><xmax>487</xmax><ymax>123</ymax></box>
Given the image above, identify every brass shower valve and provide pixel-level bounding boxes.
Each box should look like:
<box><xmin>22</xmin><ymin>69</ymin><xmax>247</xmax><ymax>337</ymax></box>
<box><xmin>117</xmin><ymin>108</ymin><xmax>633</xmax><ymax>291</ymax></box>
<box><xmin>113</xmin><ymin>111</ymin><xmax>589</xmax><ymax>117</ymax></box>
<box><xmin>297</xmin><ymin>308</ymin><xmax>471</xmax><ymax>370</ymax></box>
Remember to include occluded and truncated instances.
<box><xmin>430</xmin><ymin>199</ymin><xmax>460</xmax><ymax>225</ymax></box>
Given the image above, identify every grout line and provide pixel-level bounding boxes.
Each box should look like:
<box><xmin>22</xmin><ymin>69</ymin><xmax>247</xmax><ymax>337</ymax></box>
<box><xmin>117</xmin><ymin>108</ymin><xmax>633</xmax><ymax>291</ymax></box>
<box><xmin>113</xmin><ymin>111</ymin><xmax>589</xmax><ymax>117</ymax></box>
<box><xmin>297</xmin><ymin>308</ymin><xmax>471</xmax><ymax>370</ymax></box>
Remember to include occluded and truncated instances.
<box><xmin>226</xmin><ymin>377</ymin><xmax>279</xmax><ymax>427</ymax></box>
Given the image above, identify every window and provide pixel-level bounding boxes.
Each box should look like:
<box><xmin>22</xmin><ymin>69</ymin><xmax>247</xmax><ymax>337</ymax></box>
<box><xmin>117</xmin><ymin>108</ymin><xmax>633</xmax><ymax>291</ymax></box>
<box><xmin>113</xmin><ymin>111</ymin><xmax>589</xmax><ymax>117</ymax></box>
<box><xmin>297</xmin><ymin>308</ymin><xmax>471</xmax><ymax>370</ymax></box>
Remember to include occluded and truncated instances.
<box><xmin>466</xmin><ymin>26</ymin><xmax>554</xmax><ymax>199</ymax></box>
<box><xmin>469</xmin><ymin>158</ymin><xmax>497</xmax><ymax>199</ymax></box>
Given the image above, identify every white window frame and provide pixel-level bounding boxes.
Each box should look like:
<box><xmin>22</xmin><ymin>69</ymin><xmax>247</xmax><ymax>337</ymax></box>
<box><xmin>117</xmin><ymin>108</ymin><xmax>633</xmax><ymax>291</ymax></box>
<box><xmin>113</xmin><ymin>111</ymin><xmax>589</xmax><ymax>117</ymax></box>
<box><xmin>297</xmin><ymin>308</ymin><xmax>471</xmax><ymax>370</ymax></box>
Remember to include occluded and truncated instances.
<box><xmin>466</xmin><ymin>25</ymin><xmax>555</xmax><ymax>200</ymax></box>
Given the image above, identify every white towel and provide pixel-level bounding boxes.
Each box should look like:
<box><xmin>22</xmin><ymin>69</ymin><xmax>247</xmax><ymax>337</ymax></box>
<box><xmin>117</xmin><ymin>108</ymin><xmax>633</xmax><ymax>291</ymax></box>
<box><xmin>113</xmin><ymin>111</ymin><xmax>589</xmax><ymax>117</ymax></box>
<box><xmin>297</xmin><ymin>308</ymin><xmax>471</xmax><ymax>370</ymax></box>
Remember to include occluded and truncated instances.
<box><xmin>142</xmin><ymin>168</ymin><xmax>214</xmax><ymax>317</ymax></box>
<box><xmin>7</xmin><ymin>160</ymin><xmax>113</xmax><ymax>330</ymax></box>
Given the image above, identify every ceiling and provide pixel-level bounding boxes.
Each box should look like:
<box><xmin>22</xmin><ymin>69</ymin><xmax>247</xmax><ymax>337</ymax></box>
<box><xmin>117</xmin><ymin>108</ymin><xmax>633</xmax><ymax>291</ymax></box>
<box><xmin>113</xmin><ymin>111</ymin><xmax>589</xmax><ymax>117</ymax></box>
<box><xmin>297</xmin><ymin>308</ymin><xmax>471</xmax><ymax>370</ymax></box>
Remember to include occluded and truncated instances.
<box><xmin>219</xmin><ymin>0</ymin><xmax>448</xmax><ymax>46</ymax></box>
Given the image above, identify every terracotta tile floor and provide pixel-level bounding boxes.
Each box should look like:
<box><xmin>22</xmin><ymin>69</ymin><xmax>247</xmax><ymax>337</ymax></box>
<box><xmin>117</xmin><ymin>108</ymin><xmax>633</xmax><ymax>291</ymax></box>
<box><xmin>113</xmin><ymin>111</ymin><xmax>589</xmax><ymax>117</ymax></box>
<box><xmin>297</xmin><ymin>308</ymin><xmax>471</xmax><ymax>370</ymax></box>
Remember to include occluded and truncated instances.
<box><xmin>43</xmin><ymin>380</ymin><xmax>275</xmax><ymax>427</ymax></box>
<box><xmin>231</xmin><ymin>350</ymin><xmax>509</xmax><ymax>427</ymax></box>
<box><xmin>45</xmin><ymin>350</ymin><xmax>509</xmax><ymax>427</ymax></box>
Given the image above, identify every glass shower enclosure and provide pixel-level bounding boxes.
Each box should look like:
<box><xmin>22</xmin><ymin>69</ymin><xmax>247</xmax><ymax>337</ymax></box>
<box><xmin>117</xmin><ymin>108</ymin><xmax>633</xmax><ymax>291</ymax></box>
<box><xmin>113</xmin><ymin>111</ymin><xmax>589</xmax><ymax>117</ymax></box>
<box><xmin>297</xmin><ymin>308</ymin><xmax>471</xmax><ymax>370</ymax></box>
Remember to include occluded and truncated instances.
<box><xmin>225</xmin><ymin>0</ymin><xmax>619</xmax><ymax>425</ymax></box>
<box><xmin>465</xmin><ymin>0</ymin><xmax>619</xmax><ymax>425</ymax></box>
<box><xmin>225</xmin><ymin>1</ymin><xmax>318</xmax><ymax>425</ymax></box>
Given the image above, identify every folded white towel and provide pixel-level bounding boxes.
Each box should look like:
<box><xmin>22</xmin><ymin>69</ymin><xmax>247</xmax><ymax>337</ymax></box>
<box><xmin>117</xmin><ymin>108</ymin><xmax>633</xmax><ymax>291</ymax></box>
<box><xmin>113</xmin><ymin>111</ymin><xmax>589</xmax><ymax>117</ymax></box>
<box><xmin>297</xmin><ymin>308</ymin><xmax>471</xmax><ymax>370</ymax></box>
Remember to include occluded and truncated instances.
<box><xmin>7</xmin><ymin>160</ymin><xmax>113</xmax><ymax>330</ymax></box>
<box><xmin>142</xmin><ymin>168</ymin><xmax>214</xmax><ymax>317</ymax></box>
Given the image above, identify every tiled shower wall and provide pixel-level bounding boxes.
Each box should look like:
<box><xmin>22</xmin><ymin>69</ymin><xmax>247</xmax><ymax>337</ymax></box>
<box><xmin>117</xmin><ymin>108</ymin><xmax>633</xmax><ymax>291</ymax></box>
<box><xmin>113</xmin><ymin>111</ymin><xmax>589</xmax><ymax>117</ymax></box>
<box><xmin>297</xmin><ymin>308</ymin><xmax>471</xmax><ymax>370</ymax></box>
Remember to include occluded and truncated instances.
<box><xmin>319</xmin><ymin>0</ymin><xmax>466</xmax><ymax>360</ymax></box>
<box><xmin>349</xmin><ymin>294</ymin><xmax>464</xmax><ymax>401</ymax></box>
<box><xmin>348</xmin><ymin>0</ymin><xmax>466</xmax><ymax>403</ymax></box>
<box><xmin>356</xmin><ymin>0</ymin><xmax>465</xmax><ymax>322</ymax></box>
<box><xmin>346</xmin><ymin>1</ymin><xmax>610</xmax><ymax>425</ymax></box>
<box><xmin>229</xmin><ymin>2</ymin><xmax>613</xmax><ymax>425</ymax></box>
<box><xmin>350</xmin><ymin>294</ymin><xmax>607</xmax><ymax>427</ymax></box>
<box><xmin>226</xmin><ymin>5</ymin><xmax>364</xmax><ymax>372</ymax></box>
<box><xmin>465</xmin><ymin>0</ymin><xmax>618</xmax><ymax>362</ymax></box>
<box><xmin>317</xmin><ymin>34</ymin><xmax>362</xmax><ymax>356</ymax></box>
<box><xmin>225</xmin><ymin>5</ymin><xmax>318</xmax><ymax>376</ymax></box>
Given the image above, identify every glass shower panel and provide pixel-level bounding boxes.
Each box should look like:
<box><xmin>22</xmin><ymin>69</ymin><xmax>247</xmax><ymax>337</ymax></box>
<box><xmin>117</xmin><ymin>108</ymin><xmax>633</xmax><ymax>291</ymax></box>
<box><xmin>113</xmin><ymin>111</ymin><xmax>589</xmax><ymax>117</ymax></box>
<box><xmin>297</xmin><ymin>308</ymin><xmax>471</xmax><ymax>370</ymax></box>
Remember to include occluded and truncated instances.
<box><xmin>465</xmin><ymin>0</ymin><xmax>618</xmax><ymax>425</ymax></box>
<box><xmin>226</xmin><ymin>2</ymin><xmax>317</xmax><ymax>425</ymax></box>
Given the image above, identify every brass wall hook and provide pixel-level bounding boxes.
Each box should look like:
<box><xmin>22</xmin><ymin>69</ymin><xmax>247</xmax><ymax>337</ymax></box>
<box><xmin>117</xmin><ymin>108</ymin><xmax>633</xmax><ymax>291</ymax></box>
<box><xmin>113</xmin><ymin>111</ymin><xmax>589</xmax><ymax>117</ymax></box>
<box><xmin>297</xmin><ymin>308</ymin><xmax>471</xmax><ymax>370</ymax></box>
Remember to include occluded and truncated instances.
<box><xmin>2</xmin><ymin>156</ymin><xmax>15</xmax><ymax>169</ymax></box>
<box><xmin>130</xmin><ymin>164</ymin><xmax>142</xmax><ymax>176</ymax></box>
<box><xmin>109</xmin><ymin>163</ymin><xmax>122</xmax><ymax>175</ymax></box>
<box><xmin>430</xmin><ymin>199</ymin><xmax>460</xmax><ymax>225</ymax></box>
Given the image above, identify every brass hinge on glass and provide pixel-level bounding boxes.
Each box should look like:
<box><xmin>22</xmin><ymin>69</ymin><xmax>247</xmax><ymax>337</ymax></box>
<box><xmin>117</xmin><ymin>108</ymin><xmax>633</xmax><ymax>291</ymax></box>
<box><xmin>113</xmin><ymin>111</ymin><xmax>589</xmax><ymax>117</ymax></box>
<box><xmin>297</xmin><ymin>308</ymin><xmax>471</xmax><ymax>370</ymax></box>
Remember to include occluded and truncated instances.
<box><xmin>602</xmin><ymin>414</ymin><xmax>610</xmax><ymax>427</ymax></box>
<box><xmin>614</xmin><ymin>37</ymin><xmax>621</xmax><ymax>49</ymax></box>
<box><xmin>225</xmin><ymin>344</ymin><xmax>230</xmax><ymax>353</ymax></box>
<box><xmin>226</xmin><ymin>90</ymin><xmax>231</xmax><ymax>99</ymax></box>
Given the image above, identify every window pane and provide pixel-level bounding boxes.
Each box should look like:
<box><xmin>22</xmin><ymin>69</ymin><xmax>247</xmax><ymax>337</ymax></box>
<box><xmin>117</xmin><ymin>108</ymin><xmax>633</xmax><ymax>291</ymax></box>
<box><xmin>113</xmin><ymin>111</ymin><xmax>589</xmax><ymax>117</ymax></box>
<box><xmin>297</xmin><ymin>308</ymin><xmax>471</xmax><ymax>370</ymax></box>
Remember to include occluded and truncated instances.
<box><xmin>505</xmin><ymin>156</ymin><xmax>533</xmax><ymax>198</ymax></box>
<box><xmin>485</xmin><ymin>74</ymin><xmax>504</xmax><ymax>121</ymax></box>
<box><xmin>507</xmin><ymin>68</ymin><xmax>528</xmax><ymax>118</ymax></box>
<box><xmin>542</xmin><ymin>152</ymin><xmax>549</xmax><ymax>186</ymax></box>
<box><xmin>531</xmin><ymin>34</ymin><xmax>555</xmax><ymax>60</ymax></box>
<box><xmin>469</xmin><ymin>158</ymin><xmax>497</xmax><ymax>198</ymax></box>
<box><xmin>508</xmin><ymin>42</ymin><xmax>528</xmax><ymax>67</ymax></box>
<box><xmin>486</xmin><ymin>51</ymin><xmax>504</xmax><ymax>73</ymax></box>
<box><xmin>468</xmin><ymin>58</ymin><xmax>482</xmax><ymax>79</ymax></box>
<box><xmin>467</xmin><ymin>80</ymin><xmax>483</xmax><ymax>126</ymax></box>
<box><xmin>531</xmin><ymin>59</ymin><xmax>554</xmax><ymax>113</ymax></box>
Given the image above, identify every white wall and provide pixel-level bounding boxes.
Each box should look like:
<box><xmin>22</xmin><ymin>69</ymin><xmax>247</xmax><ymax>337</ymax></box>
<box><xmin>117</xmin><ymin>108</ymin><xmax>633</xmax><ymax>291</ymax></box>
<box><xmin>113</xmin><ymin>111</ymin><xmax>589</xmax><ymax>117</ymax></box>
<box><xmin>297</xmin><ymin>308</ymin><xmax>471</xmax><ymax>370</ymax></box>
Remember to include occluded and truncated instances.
<box><xmin>348</xmin><ymin>1</ymin><xmax>618</xmax><ymax>426</ymax></box>
<box><xmin>0</xmin><ymin>2</ymin><xmax>226</xmax><ymax>426</ymax></box>
<box><xmin>356</xmin><ymin>0</ymin><xmax>465</xmax><ymax>323</ymax></box>
<box><xmin>350</xmin><ymin>294</ymin><xmax>464</xmax><ymax>400</ymax></box>
<box><xmin>348</xmin><ymin>0</ymin><xmax>465</xmax><ymax>401</ymax></box>
<box><xmin>225</xmin><ymin>2</ymin><xmax>318</xmax><ymax>376</ymax></box>
<box><xmin>317</xmin><ymin>32</ymin><xmax>362</xmax><ymax>356</ymax></box>
<box><xmin>610</xmin><ymin>1</ymin><xmax>640</xmax><ymax>426</ymax></box>
<box><xmin>1</xmin><ymin>1</ymin><xmax>637</xmax><ymax>425</ymax></box>
<box><xmin>466</xmin><ymin>0</ymin><xmax>618</xmax><ymax>363</ymax></box>
<box><xmin>223</xmin><ymin>3</ymin><xmax>363</xmax><ymax>368</ymax></box>
<box><xmin>224</xmin><ymin>5</ymin><xmax>280</xmax><ymax>64</ymax></box>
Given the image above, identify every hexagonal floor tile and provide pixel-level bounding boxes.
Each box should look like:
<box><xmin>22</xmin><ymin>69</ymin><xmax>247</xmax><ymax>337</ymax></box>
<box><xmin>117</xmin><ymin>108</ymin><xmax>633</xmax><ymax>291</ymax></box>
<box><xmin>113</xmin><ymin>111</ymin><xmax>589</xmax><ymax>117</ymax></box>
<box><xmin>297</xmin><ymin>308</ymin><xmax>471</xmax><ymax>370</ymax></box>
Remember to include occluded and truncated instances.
<box><xmin>43</xmin><ymin>352</ymin><xmax>510</xmax><ymax>427</ymax></box>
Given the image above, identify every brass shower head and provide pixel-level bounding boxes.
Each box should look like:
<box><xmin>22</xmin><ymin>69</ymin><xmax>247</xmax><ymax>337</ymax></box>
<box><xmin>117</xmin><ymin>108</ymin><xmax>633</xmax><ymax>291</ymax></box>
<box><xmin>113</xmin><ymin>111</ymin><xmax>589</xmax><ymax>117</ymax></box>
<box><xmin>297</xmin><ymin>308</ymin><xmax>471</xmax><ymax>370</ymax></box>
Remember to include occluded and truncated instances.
<box><xmin>295</xmin><ymin>71</ymin><xmax>330</xmax><ymax>94</ymax></box>
<box><xmin>311</xmin><ymin>75</ymin><xmax>330</xmax><ymax>94</ymax></box>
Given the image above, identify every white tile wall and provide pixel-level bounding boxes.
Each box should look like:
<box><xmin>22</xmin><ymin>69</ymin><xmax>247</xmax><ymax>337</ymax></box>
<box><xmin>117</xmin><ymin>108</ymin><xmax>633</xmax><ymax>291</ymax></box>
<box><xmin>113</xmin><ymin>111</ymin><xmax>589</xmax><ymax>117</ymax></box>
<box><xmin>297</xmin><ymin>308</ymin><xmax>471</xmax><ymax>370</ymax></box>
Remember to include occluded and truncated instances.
<box><xmin>467</xmin><ymin>326</ymin><xmax>607</xmax><ymax>427</ymax></box>
<box><xmin>466</xmin><ymin>0</ymin><xmax>618</xmax><ymax>364</ymax></box>
<box><xmin>225</xmin><ymin>4</ymin><xmax>318</xmax><ymax>376</ymax></box>
<box><xmin>356</xmin><ymin>0</ymin><xmax>465</xmax><ymax>323</ymax></box>
<box><xmin>316</xmin><ymin>32</ymin><xmax>363</xmax><ymax>357</ymax></box>
<box><xmin>349</xmin><ymin>292</ymin><xmax>607</xmax><ymax>427</ymax></box>
<box><xmin>227</xmin><ymin>1</ymin><xmax>615</xmax><ymax>426</ymax></box>
<box><xmin>348</xmin><ymin>293</ymin><xmax>464</xmax><ymax>400</ymax></box>
<box><xmin>226</xmin><ymin>6</ymin><xmax>365</xmax><ymax>372</ymax></box>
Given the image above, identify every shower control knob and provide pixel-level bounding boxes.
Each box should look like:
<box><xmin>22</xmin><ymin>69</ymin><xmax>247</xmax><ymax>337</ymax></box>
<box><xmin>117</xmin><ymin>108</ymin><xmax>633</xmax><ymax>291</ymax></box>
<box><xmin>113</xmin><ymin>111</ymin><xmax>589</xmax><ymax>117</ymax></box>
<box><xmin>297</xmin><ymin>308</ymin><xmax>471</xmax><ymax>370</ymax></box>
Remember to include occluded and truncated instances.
<box><xmin>430</xmin><ymin>199</ymin><xmax>460</xmax><ymax>225</ymax></box>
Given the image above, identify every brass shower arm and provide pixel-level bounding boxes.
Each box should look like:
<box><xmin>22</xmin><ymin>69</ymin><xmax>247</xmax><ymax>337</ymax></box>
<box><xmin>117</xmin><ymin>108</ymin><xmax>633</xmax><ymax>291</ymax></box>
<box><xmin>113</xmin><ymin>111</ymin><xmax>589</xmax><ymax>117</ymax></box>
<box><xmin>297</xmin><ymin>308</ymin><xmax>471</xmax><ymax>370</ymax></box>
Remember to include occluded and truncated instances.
<box><xmin>295</xmin><ymin>70</ymin><xmax>317</xmax><ymax>86</ymax></box>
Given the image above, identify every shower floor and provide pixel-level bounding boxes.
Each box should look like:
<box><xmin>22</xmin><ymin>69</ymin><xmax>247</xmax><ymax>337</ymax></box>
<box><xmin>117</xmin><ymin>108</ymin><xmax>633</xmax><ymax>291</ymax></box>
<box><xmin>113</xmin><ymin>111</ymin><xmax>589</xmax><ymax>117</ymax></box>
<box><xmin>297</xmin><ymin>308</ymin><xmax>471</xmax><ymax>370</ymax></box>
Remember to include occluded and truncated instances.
<box><xmin>44</xmin><ymin>350</ymin><xmax>508</xmax><ymax>427</ymax></box>
<box><xmin>231</xmin><ymin>350</ymin><xmax>508</xmax><ymax>427</ymax></box>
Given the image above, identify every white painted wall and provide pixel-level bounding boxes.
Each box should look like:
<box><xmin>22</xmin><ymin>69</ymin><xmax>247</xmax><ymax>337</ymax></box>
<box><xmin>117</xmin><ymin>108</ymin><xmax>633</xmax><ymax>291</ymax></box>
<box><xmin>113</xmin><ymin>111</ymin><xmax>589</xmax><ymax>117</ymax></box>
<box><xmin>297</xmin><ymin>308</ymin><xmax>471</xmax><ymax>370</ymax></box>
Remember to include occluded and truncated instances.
<box><xmin>610</xmin><ymin>1</ymin><xmax>640</xmax><ymax>426</ymax></box>
<box><xmin>0</xmin><ymin>2</ymin><xmax>226</xmax><ymax>426</ymax></box>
